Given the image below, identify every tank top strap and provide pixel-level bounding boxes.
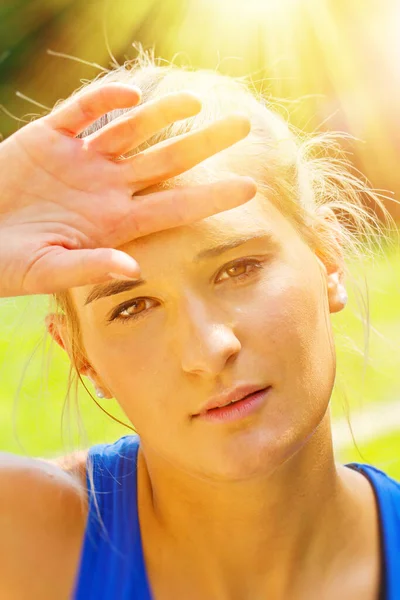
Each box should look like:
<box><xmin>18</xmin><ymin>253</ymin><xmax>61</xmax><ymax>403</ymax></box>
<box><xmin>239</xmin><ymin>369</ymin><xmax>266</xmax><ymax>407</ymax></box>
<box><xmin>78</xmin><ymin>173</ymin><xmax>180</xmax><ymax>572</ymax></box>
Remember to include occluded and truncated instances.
<box><xmin>347</xmin><ymin>463</ymin><xmax>400</xmax><ymax>600</ymax></box>
<box><xmin>72</xmin><ymin>434</ymin><xmax>153</xmax><ymax>600</ymax></box>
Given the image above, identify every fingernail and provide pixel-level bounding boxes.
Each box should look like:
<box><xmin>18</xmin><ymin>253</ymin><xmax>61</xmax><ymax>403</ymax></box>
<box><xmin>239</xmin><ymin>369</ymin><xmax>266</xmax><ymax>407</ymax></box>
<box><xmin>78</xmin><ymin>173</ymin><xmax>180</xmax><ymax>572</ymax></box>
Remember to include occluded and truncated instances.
<box><xmin>108</xmin><ymin>272</ymin><xmax>139</xmax><ymax>281</ymax></box>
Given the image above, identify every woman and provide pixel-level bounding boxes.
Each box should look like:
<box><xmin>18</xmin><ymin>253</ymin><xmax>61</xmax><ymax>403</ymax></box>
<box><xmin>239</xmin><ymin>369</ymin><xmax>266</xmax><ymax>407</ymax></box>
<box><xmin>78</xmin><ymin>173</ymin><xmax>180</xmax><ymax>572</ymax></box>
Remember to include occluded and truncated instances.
<box><xmin>0</xmin><ymin>55</ymin><xmax>399</xmax><ymax>600</ymax></box>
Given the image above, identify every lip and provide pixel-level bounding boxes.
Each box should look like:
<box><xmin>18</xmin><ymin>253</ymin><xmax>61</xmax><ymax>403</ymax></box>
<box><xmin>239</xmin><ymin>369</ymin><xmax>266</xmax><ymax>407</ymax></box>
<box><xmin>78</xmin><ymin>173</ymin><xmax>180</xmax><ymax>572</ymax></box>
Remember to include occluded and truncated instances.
<box><xmin>194</xmin><ymin>387</ymin><xmax>271</xmax><ymax>423</ymax></box>
<box><xmin>194</xmin><ymin>383</ymin><xmax>270</xmax><ymax>416</ymax></box>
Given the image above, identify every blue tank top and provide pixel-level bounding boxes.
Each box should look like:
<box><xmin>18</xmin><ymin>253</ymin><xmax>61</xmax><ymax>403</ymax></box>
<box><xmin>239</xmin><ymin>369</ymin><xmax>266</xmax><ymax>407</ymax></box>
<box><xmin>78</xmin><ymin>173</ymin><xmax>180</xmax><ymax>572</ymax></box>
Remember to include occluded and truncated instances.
<box><xmin>72</xmin><ymin>434</ymin><xmax>400</xmax><ymax>599</ymax></box>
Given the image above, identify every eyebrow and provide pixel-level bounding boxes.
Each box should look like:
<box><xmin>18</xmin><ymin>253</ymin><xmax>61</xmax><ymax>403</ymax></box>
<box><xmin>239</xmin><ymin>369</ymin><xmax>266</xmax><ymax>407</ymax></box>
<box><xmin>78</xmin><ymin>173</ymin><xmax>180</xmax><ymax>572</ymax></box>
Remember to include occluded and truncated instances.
<box><xmin>84</xmin><ymin>231</ymin><xmax>275</xmax><ymax>306</ymax></box>
<box><xmin>193</xmin><ymin>231</ymin><xmax>275</xmax><ymax>262</ymax></box>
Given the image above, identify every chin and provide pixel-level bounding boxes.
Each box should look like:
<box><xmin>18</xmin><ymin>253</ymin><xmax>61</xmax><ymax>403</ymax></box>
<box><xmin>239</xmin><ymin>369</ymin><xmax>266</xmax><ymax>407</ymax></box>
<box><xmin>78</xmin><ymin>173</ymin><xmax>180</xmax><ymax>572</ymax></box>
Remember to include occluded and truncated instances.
<box><xmin>200</xmin><ymin>425</ymin><xmax>303</xmax><ymax>482</ymax></box>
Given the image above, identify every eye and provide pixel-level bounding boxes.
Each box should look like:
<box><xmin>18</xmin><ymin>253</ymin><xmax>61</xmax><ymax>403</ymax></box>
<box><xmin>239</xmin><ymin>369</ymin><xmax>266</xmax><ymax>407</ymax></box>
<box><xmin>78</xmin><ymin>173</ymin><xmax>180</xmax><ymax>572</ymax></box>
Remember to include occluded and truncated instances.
<box><xmin>216</xmin><ymin>258</ymin><xmax>264</xmax><ymax>284</ymax></box>
<box><xmin>107</xmin><ymin>258</ymin><xmax>264</xmax><ymax>324</ymax></box>
<box><xmin>107</xmin><ymin>297</ymin><xmax>157</xmax><ymax>324</ymax></box>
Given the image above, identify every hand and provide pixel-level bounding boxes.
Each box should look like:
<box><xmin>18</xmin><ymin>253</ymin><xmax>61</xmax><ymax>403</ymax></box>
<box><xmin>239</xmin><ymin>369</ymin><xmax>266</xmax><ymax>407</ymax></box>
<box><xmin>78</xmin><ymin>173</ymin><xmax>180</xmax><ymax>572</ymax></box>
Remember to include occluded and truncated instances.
<box><xmin>0</xmin><ymin>83</ymin><xmax>256</xmax><ymax>298</ymax></box>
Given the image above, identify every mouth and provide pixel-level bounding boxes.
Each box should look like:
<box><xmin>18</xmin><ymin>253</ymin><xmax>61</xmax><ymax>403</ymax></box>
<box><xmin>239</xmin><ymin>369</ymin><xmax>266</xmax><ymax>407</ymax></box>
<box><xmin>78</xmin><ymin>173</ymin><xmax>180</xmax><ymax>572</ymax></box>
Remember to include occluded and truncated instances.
<box><xmin>194</xmin><ymin>386</ymin><xmax>271</xmax><ymax>424</ymax></box>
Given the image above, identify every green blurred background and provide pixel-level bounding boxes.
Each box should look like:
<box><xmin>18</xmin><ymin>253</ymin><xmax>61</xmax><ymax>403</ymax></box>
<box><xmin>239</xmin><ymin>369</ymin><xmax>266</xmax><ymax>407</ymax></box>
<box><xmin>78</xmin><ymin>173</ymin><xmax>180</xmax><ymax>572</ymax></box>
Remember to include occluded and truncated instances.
<box><xmin>1</xmin><ymin>0</ymin><xmax>400</xmax><ymax>475</ymax></box>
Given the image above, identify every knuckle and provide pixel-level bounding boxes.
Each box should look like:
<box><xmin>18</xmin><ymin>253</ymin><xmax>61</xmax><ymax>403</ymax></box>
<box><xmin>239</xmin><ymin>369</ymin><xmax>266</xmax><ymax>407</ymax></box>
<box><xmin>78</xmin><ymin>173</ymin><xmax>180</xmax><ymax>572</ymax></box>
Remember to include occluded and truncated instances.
<box><xmin>84</xmin><ymin>85</ymin><xmax>115</xmax><ymax>122</ymax></box>
<box><xmin>97</xmin><ymin>247</ymin><xmax>114</xmax><ymax>264</ymax></box>
<box><xmin>172</xmin><ymin>191</ymin><xmax>190</xmax><ymax>224</ymax></box>
<box><xmin>134</xmin><ymin>104</ymin><xmax>163</xmax><ymax>139</ymax></box>
<box><xmin>97</xmin><ymin>85</ymin><xmax>114</xmax><ymax>111</ymax></box>
<box><xmin>76</xmin><ymin>95</ymin><xmax>98</xmax><ymax>123</ymax></box>
<box><xmin>126</xmin><ymin>211</ymin><xmax>143</xmax><ymax>237</ymax></box>
<box><xmin>128</xmin><ymin>117</ymin><xmax>140</xmax><ymax>138</ymax></box>
<box><xmin>119</xmin><ymin>110</ymin><xmax>138</xmax><ymax>137</ymax></box>
<box><xmin>201</xmin><ymin>127</ymin><xmax>218</xmax><ymax>152</ymax></box>
<box><xmin>164</xmin><ymin>146</ymin><xmax>185</xmax><ymax>172</ymax></box>
<box><xmin>120</xmin><ymin>156</ymin><xmax>140</xmax><ymax>184</ymax></box>
<box><xmin>157</xmin><ymin>97</ymin><xmax>177</xmax><ymax>123</ymax></box>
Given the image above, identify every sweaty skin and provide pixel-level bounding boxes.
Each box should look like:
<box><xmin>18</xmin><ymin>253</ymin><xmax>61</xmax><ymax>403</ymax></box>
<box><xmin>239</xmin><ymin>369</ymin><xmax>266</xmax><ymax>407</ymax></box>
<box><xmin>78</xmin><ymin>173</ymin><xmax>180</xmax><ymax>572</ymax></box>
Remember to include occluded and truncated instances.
<box><xmin>54</xmin><ymin>193</ymin><xmax>382</xmax><ymax>600</ymax></box>
<box><xmin>0</xmin><ymin>78</ymin><xmax>382</xmax><ymax>599</ymax></box>
<box><xmin>0</xmin><ymin>84</ymin><xmax>259</xmax><ymax>600</ymax></box>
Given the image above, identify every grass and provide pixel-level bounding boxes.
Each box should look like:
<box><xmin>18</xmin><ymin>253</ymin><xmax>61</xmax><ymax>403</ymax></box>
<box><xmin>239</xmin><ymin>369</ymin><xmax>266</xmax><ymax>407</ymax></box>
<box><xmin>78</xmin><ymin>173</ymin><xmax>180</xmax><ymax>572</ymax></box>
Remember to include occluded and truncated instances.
<box><xmin>0</xmin><ymin>243</ymin><xmax>399</xmax><ymax>469</ymax></box>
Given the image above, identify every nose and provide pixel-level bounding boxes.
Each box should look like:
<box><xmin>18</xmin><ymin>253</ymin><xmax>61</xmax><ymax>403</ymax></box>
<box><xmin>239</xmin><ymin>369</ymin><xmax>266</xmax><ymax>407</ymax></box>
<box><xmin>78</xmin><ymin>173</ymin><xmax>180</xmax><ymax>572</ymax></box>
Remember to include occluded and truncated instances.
<box><xmin>177</xmin><ymin>293</ymin><xmax>241</xmax><ymax>376</ymax></box>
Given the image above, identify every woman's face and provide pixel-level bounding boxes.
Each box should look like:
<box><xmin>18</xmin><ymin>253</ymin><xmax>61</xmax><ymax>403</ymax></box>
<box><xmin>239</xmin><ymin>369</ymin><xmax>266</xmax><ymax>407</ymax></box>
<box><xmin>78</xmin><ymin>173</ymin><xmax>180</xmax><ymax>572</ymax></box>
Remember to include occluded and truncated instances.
<box><xmin>71</xmin><ymin>194</ymin><xmax>338</xmax><ymax>481</ymax></box>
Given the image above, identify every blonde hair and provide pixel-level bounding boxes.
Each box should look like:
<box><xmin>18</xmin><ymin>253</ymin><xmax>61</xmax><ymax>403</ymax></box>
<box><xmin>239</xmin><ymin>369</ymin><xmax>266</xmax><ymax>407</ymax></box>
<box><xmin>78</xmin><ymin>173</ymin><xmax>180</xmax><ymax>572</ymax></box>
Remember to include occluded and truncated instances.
<box><xmin>49</xmin><ymin>49</ymin><xmax>395</xmax><ymax>449</ymax></box>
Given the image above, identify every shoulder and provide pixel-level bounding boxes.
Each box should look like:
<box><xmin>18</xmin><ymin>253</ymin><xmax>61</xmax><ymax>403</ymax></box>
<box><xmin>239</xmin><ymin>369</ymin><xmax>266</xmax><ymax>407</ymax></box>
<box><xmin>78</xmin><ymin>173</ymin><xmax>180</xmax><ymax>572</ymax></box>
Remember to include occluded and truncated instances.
<box><xmin>0</xmin><ymin>452</ymin><xmax>87</xmax><ymax>599</ymax></box>
<box><xmin>48</xmin><ymin>448</ymin><xmax>89</xmax><ymax>489</ymax></box>
<box><xmin>0</xmin><ymin>436</ymin><xmax>140</xmax><ymax>598</ymax></box>
<box><xmin>39</xmin><ymin>434</ymin><xmax>139</xmax><ymax>488</ymax></box>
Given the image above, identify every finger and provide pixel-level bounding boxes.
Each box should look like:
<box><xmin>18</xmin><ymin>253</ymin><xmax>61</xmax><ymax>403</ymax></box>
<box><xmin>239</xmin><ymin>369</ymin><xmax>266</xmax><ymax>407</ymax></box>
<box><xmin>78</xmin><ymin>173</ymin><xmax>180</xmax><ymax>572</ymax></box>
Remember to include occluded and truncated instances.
<box><xmin>115</xmin><ymin>177</ymin><xmax>257</xmax><ymax>244</ymax></box>
<box><xmin>119</xmin><ymin>114</ymin><xmax>251</xmax><ymax>193</ymax></box>
<box><xmin>87</xmin><ymin>92</ymin><xmax>202</xmax><ymax>157</ymax></box>
<box><xmin>25</xmin><ymin>247</ymin><xmax>141</xmax><ymax>294</ymax></box>
<box><xmin>45</xmin><ymin>83</ymin><xmax>142</xmax><ymax>137</ymax></box>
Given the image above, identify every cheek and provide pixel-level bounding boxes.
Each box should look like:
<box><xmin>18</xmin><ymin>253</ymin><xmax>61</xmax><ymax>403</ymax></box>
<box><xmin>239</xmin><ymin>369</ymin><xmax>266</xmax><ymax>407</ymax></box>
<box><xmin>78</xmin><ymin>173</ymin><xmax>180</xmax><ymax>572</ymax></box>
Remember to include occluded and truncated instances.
<box><xmin>240</xmin><ymin>262</ymin><xmax>335</xmax><ymax>391</ymax></box>
<box><xmin>82</xmin><ymin>320</ymin><xmax>173</xmax><ymax>418</ymax></box>
<box><xmin>228</xmin><ymin>263</ymin><xmax>335</xmax><ymax>467</ymax></box>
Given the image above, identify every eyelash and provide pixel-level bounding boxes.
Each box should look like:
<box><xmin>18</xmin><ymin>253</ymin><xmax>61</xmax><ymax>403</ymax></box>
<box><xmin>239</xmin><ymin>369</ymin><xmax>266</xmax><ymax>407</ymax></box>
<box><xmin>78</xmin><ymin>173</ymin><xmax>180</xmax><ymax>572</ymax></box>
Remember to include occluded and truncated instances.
<box><xmin>107</xmin><ymin>257</ymin><xmax>265</xmax><ymax>324</ymax></box>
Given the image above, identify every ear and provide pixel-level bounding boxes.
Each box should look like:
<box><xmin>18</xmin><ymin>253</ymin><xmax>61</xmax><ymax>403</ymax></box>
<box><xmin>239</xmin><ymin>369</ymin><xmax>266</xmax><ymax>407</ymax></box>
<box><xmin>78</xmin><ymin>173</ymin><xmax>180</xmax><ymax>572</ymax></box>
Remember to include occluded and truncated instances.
<box><xmin>45</xmin><ymin>313</ymin><xmax>113</xmax><ymax>399</ymax></box>
<box><xmin>313</xmin><ymin>206</ymin><xmax>348</xmax><ymax>314</ymax></box>
<box><xmin>45</xmin><ymin>313</ymin><xmax>69</xmax><ymax>352</ymax></box>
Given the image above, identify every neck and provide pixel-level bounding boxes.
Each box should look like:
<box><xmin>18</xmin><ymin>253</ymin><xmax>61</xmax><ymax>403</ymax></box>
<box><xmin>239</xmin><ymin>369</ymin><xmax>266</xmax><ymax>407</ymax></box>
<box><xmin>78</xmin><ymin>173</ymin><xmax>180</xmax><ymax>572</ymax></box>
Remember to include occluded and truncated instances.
<box><xmin>137</xmin><ymin>415</ymin><xmax>370</xmax><ymax>599</ymax></box>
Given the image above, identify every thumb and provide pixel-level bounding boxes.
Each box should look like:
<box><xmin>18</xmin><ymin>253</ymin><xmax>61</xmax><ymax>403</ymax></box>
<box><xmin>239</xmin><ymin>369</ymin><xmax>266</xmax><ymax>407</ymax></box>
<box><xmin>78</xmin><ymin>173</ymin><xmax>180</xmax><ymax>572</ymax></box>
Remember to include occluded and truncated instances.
<box><xmin>25</xmin><ymin>247</ymin><xmax>141</xmax><ymax>294</ymax></box>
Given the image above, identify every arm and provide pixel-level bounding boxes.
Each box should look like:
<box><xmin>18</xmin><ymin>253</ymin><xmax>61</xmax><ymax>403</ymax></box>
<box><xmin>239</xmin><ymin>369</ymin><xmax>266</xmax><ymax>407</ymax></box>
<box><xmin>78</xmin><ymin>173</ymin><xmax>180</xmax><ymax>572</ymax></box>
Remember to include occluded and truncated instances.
<box><xmin>0</xmin><ymin>453</ymin><xmax>87</xmax><ymax>599</ymax></box>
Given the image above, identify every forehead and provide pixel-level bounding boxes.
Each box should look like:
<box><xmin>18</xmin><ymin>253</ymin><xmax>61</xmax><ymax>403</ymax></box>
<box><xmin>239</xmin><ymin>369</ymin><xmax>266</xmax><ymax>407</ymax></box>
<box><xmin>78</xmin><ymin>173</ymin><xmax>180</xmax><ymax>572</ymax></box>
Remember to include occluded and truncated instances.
<box><xmin>120</xmin><ymin>194</ymin><xmax>279</xmax><ymax>261</ymax></box>
<box><xmin>71</xmin><ymin>196</ymin><xmax>290</xmax><ymax>306</ymax></box>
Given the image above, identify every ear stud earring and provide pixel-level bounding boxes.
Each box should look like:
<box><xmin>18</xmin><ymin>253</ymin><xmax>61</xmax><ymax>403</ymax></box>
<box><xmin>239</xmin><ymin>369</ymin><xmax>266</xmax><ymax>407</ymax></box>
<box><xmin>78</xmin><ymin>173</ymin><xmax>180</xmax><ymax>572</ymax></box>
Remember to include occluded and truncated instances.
<box><xmin>87</xmin><ymin>375</ymin><xmax>106</xmax><ymax>399</ymax></box>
